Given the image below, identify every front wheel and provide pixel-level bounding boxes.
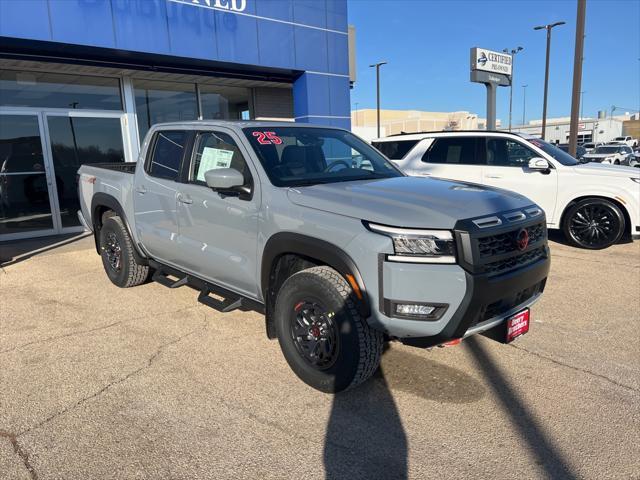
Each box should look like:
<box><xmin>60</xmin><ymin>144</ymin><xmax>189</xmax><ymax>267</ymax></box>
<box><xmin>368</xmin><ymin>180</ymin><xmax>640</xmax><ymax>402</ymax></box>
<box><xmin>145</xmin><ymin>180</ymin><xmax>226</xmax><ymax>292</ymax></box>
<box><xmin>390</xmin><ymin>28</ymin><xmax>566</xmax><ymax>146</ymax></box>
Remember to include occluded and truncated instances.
<box><xmin>274</xmin><ymin>266</ymin><xmax>383</xmax><ymax>393</ymax></box>
<box><xmin>562</xmin><ymin>198</ymin><xmax>625</xmax><ymax>249</ymax></box>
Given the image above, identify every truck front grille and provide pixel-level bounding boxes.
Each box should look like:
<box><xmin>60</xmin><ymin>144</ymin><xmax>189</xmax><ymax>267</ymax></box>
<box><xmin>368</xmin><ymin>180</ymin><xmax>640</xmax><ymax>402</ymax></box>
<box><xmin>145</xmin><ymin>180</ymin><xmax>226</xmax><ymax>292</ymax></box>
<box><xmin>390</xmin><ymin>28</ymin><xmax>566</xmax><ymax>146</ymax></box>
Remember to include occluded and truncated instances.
<box><xmin>478</xmin><ymin>223</ymin><xmax>545</xmax><ymax>258</ymax></box>
<box><xmin>483</xmin><ymin>246</ymin><xmax>547</xmax><ymax>274</ymax></box>
<box><xmin>467</xmin><ymin>221</ymin><xmax>548</xmax><ymax>276</ymax></box>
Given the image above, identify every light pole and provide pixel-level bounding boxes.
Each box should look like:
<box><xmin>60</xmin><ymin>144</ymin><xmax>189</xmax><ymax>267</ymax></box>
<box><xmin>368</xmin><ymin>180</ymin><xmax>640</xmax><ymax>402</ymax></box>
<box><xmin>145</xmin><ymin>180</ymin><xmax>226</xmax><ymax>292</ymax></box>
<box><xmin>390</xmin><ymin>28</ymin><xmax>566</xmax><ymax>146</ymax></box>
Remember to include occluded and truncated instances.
<box><xmin>580</xmin><ymin>91</ymin><xmax>585</xmax><ymax>119</ymax></box>
<box><xmin>534</xmin><ymin>21</ymin><xmax>566</xmax><ymax>140</ymax></box>
<box><xmin>369</xmin><ymin>61</ymin><xmax>387</xmax><ymax>138</ymax></box>
<box><xmin>522</xmin><ymin>84</ymin><xmax>528</xmax><ymax>125</ymax></box>
<box><xmin>568</xmin><ymin>0</ymin><xmax>586</xmax><ymax>157</ymax></box>
<box><xmin>503</xmin><ymin>46</ymin><xmax>523</xmax><ymax>131</ymax></box>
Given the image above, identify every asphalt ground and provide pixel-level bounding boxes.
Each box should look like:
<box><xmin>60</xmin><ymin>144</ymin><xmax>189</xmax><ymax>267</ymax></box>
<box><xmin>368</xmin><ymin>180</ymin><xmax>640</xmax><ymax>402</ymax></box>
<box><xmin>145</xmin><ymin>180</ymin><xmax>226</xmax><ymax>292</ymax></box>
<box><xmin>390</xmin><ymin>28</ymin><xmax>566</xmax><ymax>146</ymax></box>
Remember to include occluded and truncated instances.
<box><xmin>0</xmin><ymin>233</ymin><xmax>638</xmax><ymax>480</ymax></box>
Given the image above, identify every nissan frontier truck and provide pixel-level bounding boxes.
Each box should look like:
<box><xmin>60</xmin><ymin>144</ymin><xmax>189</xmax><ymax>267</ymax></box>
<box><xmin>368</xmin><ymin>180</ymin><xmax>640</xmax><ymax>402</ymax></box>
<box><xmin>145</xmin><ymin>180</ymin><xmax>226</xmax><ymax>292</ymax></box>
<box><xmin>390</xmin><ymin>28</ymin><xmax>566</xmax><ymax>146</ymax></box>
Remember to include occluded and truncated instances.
<box><xmin>78</xmin><ymin>121</ymin><xmax>550</xmax><ymax>393</ymax></box>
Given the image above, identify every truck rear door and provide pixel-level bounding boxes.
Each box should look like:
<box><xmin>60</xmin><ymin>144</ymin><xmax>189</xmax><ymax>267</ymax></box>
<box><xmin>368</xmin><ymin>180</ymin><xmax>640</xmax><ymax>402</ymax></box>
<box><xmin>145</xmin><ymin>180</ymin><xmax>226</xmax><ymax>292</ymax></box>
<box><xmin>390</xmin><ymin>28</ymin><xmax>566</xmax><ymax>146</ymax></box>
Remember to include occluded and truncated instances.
<box><xmin>133</xmin><ymin>130</ymin><xmax>188</xmax><ymax>263</ymax></box>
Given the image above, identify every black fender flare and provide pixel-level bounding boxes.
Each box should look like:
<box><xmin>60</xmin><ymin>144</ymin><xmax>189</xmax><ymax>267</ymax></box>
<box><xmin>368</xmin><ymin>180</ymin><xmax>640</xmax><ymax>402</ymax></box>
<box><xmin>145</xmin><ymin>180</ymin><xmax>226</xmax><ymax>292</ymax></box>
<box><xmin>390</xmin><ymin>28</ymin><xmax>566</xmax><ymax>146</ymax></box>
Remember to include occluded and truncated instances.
<box><xmin>90</xmin><ymin>192</ymin><xmax>148</xmax><ymax>264</ymax></box>
<box><xmin>261</xmin><ymin>232</ymin><xmax>370</xmax><ymax>318</ymax></box>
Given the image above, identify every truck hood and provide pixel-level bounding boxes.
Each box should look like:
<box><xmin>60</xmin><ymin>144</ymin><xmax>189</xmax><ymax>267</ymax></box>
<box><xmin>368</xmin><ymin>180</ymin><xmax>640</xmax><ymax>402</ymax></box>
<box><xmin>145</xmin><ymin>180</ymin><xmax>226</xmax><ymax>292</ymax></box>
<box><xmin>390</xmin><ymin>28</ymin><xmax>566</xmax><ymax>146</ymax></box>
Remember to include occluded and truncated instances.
<box><xmin>572</xmin><ymin>163</ymin><xmax>640</xmax><ymax>177</ymax></box>
<box><xmin>286</xmin><ymin>176</ymin><xmax>534</xmax><ymax>229</ymax></box>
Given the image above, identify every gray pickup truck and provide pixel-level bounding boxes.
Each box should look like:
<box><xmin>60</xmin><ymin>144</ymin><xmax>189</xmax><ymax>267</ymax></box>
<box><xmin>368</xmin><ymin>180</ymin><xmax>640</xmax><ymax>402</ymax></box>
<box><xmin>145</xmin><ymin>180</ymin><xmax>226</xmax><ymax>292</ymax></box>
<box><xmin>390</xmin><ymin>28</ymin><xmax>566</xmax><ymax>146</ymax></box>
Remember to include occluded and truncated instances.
<box><xmin>78</xmin><ymin>121</ymin><xmax>550</xmax><ymax>393</ymax></box>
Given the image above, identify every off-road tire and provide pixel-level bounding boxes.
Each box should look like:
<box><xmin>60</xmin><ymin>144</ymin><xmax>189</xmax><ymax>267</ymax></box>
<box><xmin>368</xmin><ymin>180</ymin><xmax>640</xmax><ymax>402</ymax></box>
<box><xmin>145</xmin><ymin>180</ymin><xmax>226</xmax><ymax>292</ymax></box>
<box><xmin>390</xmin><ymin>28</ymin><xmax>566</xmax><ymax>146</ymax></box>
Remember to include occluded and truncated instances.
<box><xmin>99</xmin><ymin>215</ymin><xmax>149</xmax><ymax>287</ymax></box>
<box><xmin>274</xmin><ymin>265</ymin><xmax>383</xmax><ymax>393</ymax></box>
<box><xmin>562</xmin><ymin>198</ymin><xmax>625</xmax><ymax>249</ymax></box>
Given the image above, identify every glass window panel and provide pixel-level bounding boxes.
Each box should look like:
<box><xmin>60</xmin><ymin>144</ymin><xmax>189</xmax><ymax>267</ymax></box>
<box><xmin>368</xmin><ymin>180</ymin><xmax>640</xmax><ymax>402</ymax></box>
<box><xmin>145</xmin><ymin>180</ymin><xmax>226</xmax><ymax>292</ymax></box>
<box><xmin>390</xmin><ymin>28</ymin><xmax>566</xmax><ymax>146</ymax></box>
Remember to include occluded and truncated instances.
<box><xmin>0</xmin><ymin>70</ymin><xmax>122</xmax><ymax>110</ymax></box>
<box><xmin>372</xmin><ymin>140</ymin><xmax>419</xmax><ymax>160</ymax></box>
<box><xmin>133</xmin><ymin>80</ymin><xmax>197</xmax><ymax>142</ymax></box>
<box><xmin>0</xmin><ymin>173</ymin><xmax>54</xmax><ymax>234</ymax></box>
<box><xmin>199</xmin><ymin>84</ymin><xmax>250</xmax><ymax>120</ymax></box>
<box><xmin>423</xmin><ymin>137</ymin><xmax>480</xmax><ymax>165</ymax></box>
<box><xmin>0</xmin><ymin>114</ymin><xmax>54</xmax><ymax>236</ymax></box>
<box><xmin>0</xmin><ymin>115</ymin><xmax>46</xmax><ymax>173</ymax></box>
<box><xmin>148</xmin><ymin>130</ymin><xmax>187</xmax><ymax>181</ymax></box>
<box><xmin>47</xmin><ymin>116</ymin><xmax>125</xmax><ymax>228</ymax></box>
<box><xmin>191</xmin><ymin>131</ymin><xmax>248</xmax><ymax>184</ymax></box>
<box><xmin>487</xmin><ymin>139</ymin><xmax>537</xmax><ymax>167</ymax></box>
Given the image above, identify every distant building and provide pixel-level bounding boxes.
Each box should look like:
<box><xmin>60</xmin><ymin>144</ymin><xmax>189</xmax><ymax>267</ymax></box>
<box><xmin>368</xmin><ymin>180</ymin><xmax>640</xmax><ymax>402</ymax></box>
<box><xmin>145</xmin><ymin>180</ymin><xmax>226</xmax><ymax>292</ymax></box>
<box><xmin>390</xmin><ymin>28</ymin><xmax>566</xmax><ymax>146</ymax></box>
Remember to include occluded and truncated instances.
<box><xmin>351</xmin><ymin>109</ymin><xmax>496</xmax><ymax>141</ymax></box>
<box><xmin>509</xmin><ymin>113</ymin><xmax>638</xmax><ymax>144</ymax></box>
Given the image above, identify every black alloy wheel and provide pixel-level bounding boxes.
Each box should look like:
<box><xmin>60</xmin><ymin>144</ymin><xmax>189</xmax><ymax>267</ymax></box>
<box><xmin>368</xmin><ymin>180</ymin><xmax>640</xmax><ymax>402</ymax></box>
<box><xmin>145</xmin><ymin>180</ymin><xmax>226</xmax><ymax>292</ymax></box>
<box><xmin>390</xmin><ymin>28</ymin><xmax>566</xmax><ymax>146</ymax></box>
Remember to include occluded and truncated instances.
<box><xmin>291</xmin><ymin>301</ymin><xmax>340</xmax><ymax>370</ymax></box>
<box><xmin>104</xmin><ymin>232</ymin><xmax>122</xmax><ymax>272</ymax></box>
<box><xmin>564</xmin><ymin>199</ymin><xmax>625</xmax><ymax>249</ymax></box>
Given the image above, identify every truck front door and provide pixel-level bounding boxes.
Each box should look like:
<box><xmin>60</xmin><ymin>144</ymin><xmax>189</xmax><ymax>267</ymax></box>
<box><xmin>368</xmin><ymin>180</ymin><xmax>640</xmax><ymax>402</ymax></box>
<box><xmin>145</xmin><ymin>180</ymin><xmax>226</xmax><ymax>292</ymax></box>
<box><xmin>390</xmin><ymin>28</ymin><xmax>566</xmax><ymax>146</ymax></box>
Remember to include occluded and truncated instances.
<box><xmin>175</xmin><ymin>129</ymin><xmax>260</xmax><ymax>298</ymax></box>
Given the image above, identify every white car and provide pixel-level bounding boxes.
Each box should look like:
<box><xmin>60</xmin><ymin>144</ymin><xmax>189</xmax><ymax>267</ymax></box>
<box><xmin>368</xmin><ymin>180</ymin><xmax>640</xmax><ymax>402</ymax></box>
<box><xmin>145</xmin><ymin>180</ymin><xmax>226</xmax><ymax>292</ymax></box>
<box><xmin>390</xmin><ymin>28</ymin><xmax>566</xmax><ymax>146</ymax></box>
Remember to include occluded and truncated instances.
<box><xmin>610</xmin><ymin>136</ymin><xmax>638</xmax><ymax>148</ymax></box>
<box><xmin>372</xmin><ymin>131</ymin><xmax>640</xmax><ymax>249</ymax></box>
<box><xmin>582</xmin><ymin>144</ymin><xmax>634</xmax><ymax>165</ymax></box>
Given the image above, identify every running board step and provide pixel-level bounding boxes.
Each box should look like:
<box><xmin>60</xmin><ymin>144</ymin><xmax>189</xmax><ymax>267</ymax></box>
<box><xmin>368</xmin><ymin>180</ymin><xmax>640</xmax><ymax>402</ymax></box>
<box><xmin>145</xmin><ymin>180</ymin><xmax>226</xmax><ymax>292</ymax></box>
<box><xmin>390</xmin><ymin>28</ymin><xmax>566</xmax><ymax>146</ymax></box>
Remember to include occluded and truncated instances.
<box><xmin>148</xmin><ymin>259</ymin><xmax>264</xmax><ymax>315</ymax></box>
<box><xmin>198</xmin><ymin>288</ymin><xmax>243</xmax><ymax>313</ymax></box>
<box><xmin>152</xmin><ymin>269</ymin><xmax>188</xmax><ymax>289</ymax></box>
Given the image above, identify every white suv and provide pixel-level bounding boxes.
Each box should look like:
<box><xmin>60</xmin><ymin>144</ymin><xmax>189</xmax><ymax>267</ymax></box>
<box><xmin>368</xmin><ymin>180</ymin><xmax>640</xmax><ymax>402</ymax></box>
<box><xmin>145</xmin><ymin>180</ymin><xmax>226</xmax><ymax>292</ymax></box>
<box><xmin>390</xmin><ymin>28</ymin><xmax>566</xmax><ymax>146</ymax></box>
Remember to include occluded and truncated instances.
<box><xmin>372</xmin><ymin>131</ymin><xmax>640</xmax><ymax>249</ymax></box>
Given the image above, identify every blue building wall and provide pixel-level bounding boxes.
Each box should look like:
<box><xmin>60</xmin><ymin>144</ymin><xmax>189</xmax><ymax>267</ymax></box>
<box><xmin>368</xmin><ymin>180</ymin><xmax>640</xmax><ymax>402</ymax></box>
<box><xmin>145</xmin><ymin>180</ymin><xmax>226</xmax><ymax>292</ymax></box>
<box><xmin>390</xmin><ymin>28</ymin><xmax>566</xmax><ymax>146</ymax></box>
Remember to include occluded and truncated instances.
<box><xmin>0</xmin><ymin>0</ymin><xmax>351</xmax><ymax>129</ymax></box>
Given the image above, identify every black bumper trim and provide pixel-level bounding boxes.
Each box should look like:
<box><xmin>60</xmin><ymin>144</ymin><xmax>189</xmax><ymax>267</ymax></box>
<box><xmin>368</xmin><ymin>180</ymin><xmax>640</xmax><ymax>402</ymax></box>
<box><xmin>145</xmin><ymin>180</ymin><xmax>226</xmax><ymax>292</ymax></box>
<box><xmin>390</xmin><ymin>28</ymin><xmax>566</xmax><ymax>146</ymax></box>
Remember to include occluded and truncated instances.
<box><xmin>401</xmin><ymin>255</ymin><xmax>550</xmax><ymax>348</ymax></box>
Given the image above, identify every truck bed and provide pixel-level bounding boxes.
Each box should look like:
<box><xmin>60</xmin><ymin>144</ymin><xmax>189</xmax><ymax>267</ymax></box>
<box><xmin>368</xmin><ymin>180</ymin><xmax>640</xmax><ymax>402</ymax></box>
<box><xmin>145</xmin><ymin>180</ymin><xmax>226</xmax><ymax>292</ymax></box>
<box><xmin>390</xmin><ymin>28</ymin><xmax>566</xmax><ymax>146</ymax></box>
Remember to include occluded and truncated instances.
<box><xmin>77</xmin><ymin>162</ymin><xmax>138</xmax><ymax>231</ymax></box>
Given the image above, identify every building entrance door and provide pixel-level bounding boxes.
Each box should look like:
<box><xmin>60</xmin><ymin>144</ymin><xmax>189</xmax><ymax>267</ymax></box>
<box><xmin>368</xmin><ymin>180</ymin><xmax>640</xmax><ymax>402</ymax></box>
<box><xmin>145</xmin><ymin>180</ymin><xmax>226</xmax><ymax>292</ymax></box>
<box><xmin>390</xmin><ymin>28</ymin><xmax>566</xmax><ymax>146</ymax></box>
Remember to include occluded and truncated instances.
<box><xmin>0</xmin><ymin>112</ymin><xmax>58</xmax><ymax>240</ymax></box>
<box><xmin>0</xmin><ymin>110</ymin><xmax>129</xmax><ymax>241</ymax></box>
<box><xmin>44</xmin><ymin>112</ymin><xmax>129</xmax><ymax>230</ymax></box>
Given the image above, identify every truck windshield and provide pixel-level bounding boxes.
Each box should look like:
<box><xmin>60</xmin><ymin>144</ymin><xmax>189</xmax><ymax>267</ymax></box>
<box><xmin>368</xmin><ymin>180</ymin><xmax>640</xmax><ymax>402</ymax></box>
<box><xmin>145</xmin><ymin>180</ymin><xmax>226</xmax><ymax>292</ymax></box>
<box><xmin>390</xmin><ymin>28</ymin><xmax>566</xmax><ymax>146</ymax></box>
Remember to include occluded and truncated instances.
<box><xmin>526</xmin><ymin>138</ymin><xmax>579</xmax><ymax>166</ymax></box>
<box><xmin>243</xmin><ymin>127</ymin><xmax>403</xmax><ymax>187</ymax></box>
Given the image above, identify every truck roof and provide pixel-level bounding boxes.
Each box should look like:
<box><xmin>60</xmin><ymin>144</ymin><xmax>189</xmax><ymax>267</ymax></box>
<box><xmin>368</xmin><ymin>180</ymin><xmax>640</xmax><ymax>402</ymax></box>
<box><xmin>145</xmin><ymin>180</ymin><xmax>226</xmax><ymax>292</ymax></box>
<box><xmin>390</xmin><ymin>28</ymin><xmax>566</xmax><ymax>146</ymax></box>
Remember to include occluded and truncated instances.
<box><xmin>147</xmin><ymin>120</ymin><xmax>340</xmax><ymax>130</ymax></box>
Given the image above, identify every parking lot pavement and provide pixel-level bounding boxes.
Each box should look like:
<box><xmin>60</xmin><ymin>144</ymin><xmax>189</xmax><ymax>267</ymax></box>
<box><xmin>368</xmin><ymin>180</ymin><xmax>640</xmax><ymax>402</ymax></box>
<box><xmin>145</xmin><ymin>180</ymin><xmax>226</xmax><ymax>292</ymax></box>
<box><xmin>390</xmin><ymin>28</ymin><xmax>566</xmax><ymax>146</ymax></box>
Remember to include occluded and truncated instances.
<box><xmin>1</xmin><ymin>235</ymin><xmax>638</xmax><ymax>480</ymax></box>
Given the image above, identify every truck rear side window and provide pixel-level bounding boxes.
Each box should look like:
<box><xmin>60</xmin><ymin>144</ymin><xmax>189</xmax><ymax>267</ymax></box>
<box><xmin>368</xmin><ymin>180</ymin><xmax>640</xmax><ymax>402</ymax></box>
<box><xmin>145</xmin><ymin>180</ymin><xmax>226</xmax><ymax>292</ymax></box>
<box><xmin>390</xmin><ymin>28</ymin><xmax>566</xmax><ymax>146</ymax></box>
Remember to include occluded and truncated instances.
<box><xmin>372</xmin><ymin>140</ymin><xmax>419</xmax><ymax>159</ymax></box>
<box><xmin>148</xmin><ymin>131</ymin><xmax>187</xmax><ymax>181</ymax></box>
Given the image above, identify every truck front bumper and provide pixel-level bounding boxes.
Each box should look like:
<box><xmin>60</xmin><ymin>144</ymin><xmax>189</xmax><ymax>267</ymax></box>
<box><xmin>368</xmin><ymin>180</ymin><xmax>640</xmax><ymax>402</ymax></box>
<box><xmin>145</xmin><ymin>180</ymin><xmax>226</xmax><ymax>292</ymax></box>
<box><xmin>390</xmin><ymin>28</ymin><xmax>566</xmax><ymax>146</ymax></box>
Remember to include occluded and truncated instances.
<box><xmin>369</xmin><ymin>254</ymin><xmax>550</xmax><ymax>346</ymax></box>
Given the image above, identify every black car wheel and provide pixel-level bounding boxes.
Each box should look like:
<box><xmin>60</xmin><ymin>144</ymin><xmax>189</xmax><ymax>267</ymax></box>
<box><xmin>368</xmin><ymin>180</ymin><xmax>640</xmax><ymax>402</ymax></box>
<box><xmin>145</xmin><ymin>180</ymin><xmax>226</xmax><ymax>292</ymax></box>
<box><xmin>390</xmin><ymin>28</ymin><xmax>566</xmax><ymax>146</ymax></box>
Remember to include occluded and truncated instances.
<box><xmin>99</xmin><ymin>214</ymin><xmax>150</xmax><ymax>287</ymax></box>
<box><xmin>562</xmin><ymin>198</ymin><xmax>625</xmax><ymax>249</ymax></box>
<box><xmin>274</xmin><ymin>266</ymin><xmax>383</xmax><ymax>393</ymax></box>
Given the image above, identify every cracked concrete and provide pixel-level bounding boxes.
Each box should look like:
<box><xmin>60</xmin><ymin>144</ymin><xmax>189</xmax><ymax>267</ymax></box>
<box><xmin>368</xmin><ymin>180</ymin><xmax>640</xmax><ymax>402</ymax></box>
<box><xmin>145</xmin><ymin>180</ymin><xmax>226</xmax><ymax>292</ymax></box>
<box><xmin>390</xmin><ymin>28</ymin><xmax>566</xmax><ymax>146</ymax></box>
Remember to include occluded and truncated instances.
<box><xmin>0</xmin><ymin>235</ymin><xmax>638</xmax><ymax>479</ymax></box>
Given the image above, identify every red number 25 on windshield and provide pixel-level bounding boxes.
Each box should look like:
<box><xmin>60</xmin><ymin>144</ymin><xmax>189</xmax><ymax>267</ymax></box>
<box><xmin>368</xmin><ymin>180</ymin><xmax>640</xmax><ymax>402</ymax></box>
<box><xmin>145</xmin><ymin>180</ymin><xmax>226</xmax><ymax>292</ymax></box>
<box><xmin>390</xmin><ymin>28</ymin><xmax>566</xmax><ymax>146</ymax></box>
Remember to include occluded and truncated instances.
<box><xmin>253</xmin><ymin>131</ymin><xmax>283</xmax><ymax>145</ymax></box>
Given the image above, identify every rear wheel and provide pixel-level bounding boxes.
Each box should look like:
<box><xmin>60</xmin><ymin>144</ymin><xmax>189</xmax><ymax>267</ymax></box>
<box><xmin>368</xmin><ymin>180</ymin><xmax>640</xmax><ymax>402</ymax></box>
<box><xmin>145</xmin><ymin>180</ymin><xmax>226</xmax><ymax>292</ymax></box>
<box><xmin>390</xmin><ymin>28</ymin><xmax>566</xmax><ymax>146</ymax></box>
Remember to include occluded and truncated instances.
<box><xmin>562</xmin><ymin>198</ymin><xmax>625</xmax><ymax>249</ymax></box>
<box><xmin>274</xmin><ymin>266</ymin><xmax>383</xmax><ymax>393</ymax></box>
<box><xmin>99</xmin><ymin>215</ymin><xmax>149</xmax><ymax>287</ymax></box>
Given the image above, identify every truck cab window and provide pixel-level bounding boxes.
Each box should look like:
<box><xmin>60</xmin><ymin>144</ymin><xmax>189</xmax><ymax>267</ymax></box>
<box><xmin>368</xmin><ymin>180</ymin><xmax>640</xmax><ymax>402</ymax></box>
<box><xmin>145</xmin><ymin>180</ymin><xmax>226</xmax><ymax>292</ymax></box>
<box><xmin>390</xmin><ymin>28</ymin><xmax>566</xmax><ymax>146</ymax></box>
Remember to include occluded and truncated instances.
<box><xmin>148</xmin><ymin>131</ymin><xmax>187</xmax><ymax>181</ymax></box>
<box><xmin>190</xmin><ymin>131</ymin><xmax>249</xmax><ymax>185</ymax></box>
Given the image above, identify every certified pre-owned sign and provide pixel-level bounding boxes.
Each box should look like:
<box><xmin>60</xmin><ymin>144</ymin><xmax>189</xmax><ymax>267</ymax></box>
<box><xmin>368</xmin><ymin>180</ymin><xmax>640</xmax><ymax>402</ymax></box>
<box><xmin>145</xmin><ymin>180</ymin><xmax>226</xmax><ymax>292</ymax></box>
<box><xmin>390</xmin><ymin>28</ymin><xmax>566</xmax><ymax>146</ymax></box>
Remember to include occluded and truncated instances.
<box><xmin>470</xmin><ymin>48</ymin><xmax>512</xmax><ymax>76</ymax></box>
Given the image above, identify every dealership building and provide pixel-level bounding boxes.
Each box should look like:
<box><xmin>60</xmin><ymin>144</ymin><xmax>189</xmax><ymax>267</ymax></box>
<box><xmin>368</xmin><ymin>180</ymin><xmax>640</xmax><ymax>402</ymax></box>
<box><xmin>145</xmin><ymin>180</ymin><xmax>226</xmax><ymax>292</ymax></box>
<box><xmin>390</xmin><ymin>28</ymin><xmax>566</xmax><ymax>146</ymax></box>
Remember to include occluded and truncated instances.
<box><xmin>0</xmin><ymin>0</ymin><xmax>352</xmax><ymax>241</ymax></box>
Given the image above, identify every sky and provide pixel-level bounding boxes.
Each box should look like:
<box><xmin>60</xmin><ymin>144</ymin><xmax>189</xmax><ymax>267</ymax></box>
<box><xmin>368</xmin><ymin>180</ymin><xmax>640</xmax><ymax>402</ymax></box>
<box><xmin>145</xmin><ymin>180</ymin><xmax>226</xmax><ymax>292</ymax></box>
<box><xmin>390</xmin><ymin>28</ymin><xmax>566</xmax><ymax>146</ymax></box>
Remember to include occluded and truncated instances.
<box><xmin>347</xmin><ymin>0</ymin><xmax>640</xmax><ymax>125</ymax></box>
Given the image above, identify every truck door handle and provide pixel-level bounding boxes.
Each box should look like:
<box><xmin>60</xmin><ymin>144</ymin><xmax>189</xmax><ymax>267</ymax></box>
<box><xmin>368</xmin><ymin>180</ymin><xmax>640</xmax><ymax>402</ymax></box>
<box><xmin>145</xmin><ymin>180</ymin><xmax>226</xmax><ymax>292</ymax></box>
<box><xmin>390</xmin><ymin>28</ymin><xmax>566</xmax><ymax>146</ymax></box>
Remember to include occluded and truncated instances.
<box><xmin>485</xmin><ymin>174</ymin><xmax>503</xmax><ymax>179</ymax></box>
<box><xmin>177</xmin><ymin>193</ymin><xmax>193</xmax><ymax>204</ymax></box>
<box><xmin>136</xmin><ymin>185</ymin><xmax>147</xmax><ymax>194</ymax></box>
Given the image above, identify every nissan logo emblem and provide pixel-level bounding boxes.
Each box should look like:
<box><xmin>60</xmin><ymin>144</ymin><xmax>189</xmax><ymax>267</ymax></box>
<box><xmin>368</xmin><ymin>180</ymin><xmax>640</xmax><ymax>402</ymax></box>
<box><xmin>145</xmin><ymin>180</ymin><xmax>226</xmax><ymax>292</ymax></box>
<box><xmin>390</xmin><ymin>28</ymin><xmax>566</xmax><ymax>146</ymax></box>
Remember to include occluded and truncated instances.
<box><xmin>516</xmin><ymin>228</ymin><xmax>530</xmax><ymax>251</ymax></box>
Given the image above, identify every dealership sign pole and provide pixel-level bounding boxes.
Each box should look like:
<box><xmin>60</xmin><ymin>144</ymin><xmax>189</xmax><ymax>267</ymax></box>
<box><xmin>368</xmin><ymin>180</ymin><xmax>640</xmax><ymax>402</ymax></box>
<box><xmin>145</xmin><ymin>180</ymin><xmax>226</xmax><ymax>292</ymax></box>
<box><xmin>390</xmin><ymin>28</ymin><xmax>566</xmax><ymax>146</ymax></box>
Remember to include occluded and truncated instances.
<box><xmin>470</xmin><ymin>48</ymin><xmax>512</xmax><ymax>130</ymax></box>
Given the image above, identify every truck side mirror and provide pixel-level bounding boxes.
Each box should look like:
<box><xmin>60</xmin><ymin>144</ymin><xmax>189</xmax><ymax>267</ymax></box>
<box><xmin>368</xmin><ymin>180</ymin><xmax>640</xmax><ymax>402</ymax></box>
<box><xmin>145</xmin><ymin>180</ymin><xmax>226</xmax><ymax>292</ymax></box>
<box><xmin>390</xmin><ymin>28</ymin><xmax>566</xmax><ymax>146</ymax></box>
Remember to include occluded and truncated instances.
<box><xmin>204</xmin><ymin>168</ymin><xmax>249</xmax><ymax>197</ymax></box>
<box><xmin>528</xmin><ymin>157</ymin><xmax>550</xmax><ymax>171</ymax></box>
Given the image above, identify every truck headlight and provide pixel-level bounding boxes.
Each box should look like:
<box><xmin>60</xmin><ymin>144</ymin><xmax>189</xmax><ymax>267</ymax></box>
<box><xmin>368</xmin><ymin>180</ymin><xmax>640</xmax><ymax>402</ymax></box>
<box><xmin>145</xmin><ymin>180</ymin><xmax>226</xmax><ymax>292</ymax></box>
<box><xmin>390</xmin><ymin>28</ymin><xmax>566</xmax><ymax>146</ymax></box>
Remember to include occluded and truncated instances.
<box><xmin>365</xmin><ymin>223</ymin><xmax>456</xmax><ymax>263</ymax></box>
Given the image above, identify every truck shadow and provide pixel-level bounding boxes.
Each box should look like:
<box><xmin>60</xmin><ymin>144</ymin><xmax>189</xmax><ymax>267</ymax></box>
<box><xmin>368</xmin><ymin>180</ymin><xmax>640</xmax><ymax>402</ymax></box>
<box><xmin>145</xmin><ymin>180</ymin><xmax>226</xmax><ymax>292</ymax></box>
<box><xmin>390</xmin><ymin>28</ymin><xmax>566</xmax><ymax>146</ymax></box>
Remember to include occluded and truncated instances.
<box><xmin>322</xmin><ymin>345</ymin><xmax>485</xmax><ymax>480</ymax></box>
<box><xmin>464</xmin><ymin>337</ymin><xmax>578</xmax><ymax>479</ymax></box>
